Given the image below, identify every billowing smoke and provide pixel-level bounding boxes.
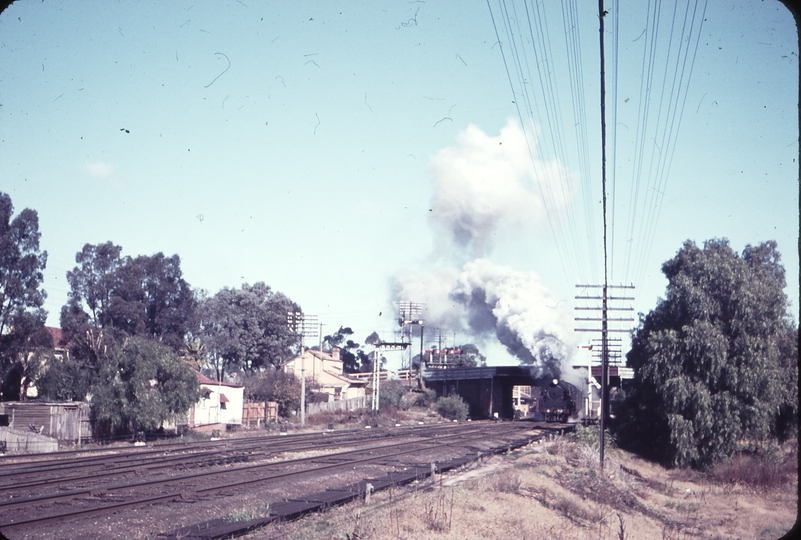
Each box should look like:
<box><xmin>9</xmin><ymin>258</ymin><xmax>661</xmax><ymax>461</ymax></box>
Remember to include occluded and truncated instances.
<box><xmin>427</xmin><ymin>119</ymin><xmax>573</xmax><ymax>258</ymax></box>
<box><xmin>393</xmin><ymin>119</ymin><xmax>579</xmax><ymax>377</ymax></box>
<box><xmin>393</xmin><ymin>259</ymin><xmax>578</xmax><ymax>378</ymax></box>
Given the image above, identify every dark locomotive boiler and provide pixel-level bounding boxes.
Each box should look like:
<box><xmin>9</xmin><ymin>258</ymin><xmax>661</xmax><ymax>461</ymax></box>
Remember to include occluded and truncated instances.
<box><xmin>534</xmin><ymin>378</ymin><xmax>579</xmax><ymax>422</ymax></box>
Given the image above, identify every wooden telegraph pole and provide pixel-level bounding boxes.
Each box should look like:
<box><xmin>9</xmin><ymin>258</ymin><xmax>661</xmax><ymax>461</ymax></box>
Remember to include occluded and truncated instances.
<box><xmin>287</xmin><ymin>311</ymin><xmax>318</xmax><ymax>427</ymax></box>
<box><xmin>575</xmin><ymin>284</ymin><xmax>634</xmax><ymax>468</ymax></box>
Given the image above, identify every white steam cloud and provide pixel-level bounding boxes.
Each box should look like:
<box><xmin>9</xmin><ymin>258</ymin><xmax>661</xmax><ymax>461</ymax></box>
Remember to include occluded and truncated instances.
<box><xmin>393</xmin><ymin>119</ymin><xmax>579</xmax><ymax>376</ymax></box>
<box><xmin>393</xmin><ymin>259</ymin><xmax>578</xmax><ymax>378</ymax></box>
<box><xmin>427</xmin><ymin>118</ymin><xmax>572</xmax><ymax>258</ymax></box>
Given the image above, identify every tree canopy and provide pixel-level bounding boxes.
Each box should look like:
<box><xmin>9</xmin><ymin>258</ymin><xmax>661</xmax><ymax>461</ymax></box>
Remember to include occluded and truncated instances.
<box><xmin>61</xmin><ymin>242</ymin><xmax>196</xmax><ymax>358</ymax></box>
<box><xmin>196</xmin><ymin>282</ymin><xmax>300</xmax><ymax>380</ymax></box>
<box><xmin>614</xmin><ymin>239</ymin><xmax>798</xmax><ymax>469</ymax></box>
<box><xmin>0</xmin><ymin>192</ymin><xmax>51</xmax><ymax>400</ymax></box>
<box><xmin>89</xmin><ymin>337</ymin><xmax>201</xmax><ymax>437</ymax></box>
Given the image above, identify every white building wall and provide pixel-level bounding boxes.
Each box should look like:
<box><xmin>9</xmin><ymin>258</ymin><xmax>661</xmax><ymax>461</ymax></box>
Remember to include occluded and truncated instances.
<box><xmin>195</xmin><ymin>384</ymin><xmax>244</xmax><ymax>426</ymax></box>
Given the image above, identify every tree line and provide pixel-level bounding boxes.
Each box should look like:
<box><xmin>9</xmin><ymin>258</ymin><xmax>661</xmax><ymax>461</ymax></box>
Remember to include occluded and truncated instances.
<box><xmin>1</xmin><ymin>192</ymin><xmax>797</xmax><ymax>467</ymax></box>
<box><xmin>0</xmin><ymin>191</ymin><xmax>395</xmax><ymax>437</ymax></box>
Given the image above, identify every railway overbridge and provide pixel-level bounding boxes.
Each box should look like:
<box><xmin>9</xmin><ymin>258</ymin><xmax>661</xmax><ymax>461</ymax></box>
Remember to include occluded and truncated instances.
<box><xmin>422</xmin><ymin>366</ymin><xmax>557</xmax><ymax>420</ymax></box>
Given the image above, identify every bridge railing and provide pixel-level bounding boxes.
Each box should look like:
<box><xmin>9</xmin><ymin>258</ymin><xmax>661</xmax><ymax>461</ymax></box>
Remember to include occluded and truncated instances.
<box><xmin>349</xmin><ymin>369</ymin><xmax>414</xmax><ymax>383</ymax></box>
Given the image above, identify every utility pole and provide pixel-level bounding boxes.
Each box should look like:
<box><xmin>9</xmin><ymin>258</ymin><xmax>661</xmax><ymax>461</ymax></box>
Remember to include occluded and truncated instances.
<box><xmin>316</xmin><ymin>322</ymin><xmax>325</xmax><ymax>384</ymax></box>
<box><xmin>287</xmin><ymin>311</ymin><xmax>318</xmax><ymax>427</ymax></box>
<box><xmin>418</xmin><ymin>323</ymin><xmax>425</xmax><ymax>388</ymax></box>
<box><xmin>575</xmin><ymin>284</ymin><xmax>634</xmax><ymax>468</ymax></box>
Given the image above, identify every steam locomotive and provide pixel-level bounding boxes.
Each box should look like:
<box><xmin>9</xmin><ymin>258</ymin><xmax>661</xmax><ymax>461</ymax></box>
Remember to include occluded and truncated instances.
<box><xmin>534</xmin><ymin>378</ymin><xmax>578</xmax><ymax>423</ymax></box>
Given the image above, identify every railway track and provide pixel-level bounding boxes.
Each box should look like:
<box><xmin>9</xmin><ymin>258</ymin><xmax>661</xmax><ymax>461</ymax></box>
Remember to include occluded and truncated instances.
<box><xmin>0</xmin><ymin>421</ymin><xmax>571</xmax><ymax>539</ymax></box>
<box><xmin>0</xmin><ymin>422</ymin><xmax>482</xmax><ymax>495</ymax></box>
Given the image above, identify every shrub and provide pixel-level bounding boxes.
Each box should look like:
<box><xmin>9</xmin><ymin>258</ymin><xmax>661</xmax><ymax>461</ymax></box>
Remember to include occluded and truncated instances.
<box><xmin>708</xmin><ymin>447</ymin><xmax>797</xmax><ymax>491</ymax></box>
<box><xmin>408</xmin><ymin>388</ymin><xmax>437</xmax><ymax>407</ymax></box>
<box><xmin>434</xmin><ymin>395</ymin><xmax>468</xmax><ymax>421</ymax></box>
<box><xmin>307</xmin><ymin>391</ymin><xmax>330</xmax><ymax>404</ymax></box>
<box><xmin>379</xmin><ymin>380</ymin><xmax>407</xmax><ymax>409</ymax></box>
<box><xmin>491</xmin><ymin>471</ymin><xmax>522</xmax><ymax>493</ymax></box>
<box><xmin>571</xmin><ymin>425</ymin><xmax>615</xmax><ymax>449</ymax></box>
<box><xmin>242</xmin><ymin>370</ymin><xmax>300</xmax><ymax>418</ymax></box>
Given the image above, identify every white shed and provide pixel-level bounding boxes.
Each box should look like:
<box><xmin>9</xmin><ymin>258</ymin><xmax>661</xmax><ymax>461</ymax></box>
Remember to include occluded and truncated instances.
<box><xmin>189</xmin><ymin>372</ymin><xmax>244</xmax><ymax>427</ymax></box>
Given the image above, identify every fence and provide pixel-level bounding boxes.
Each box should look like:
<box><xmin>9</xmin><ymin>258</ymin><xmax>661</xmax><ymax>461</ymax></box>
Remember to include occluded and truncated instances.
<box><xmin>0</xmin><ymin>427</ymin><xmax>59</xmax><ymax>453</ymax></box>
<box><xmin>0</xmin><ymin>402</ymin><xmax>90</xmax><ymax>442</ymax></box>
<box><xmin>242</xmin><ymin>402</ymin><xmax>278</xmax><ymax>427</ymax></box>
<box><xmin>349</xmin><ymin>370</ymin><xmax>413</xmax><ymax>384</ymax></box>
<box><xmin>306</xmin><ymin>396</ymin><xmax>367</xmax><ymax>416</ymax></box>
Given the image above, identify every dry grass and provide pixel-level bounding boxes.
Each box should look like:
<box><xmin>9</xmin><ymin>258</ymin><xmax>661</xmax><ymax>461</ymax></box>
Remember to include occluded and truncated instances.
<box><xmin>706</xmin><ymin>446</ymin><xmax>798</xmax><ymax>493</ymax></box>
<box><xmin>242</xmin><ymin>436</ymin><xmax>798</xmax><ymax>540</ymax></box>
<box><xmin>226</xmin><ymin>502</ymin><xmax>272</xmax><ymax>522</ymax></box>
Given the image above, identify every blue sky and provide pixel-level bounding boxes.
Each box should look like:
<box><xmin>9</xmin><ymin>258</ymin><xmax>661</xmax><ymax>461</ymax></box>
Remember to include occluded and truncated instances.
<box><xmin>1</xmin><ymin>0</ymin><xmax>797</xmax><ymax>370</ymax></box>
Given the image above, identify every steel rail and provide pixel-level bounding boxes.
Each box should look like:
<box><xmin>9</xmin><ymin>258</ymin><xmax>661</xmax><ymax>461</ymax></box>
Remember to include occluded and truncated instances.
<box><xmin>0</xmin><ymin>420</ymin><xmax>473</xmax><ymax>472</ymax></box>
<box><xmin>0</xmin><ymin>423</ymin><xmax>523</xmax><ymax>512</ymax></box>
<box><xmin>0</xmin><ymin>430</ymin><xmax>397</xmax><ymax>492</ymax></box>
<box><xmin>0</xmin><ymin>422</ymin><xmax>480</xmax><ymax>492</ymax></box>
<box><xmin>0</xmin><ymin>423</ymin><xmax>538</xmax><ymax>532</ymax></box>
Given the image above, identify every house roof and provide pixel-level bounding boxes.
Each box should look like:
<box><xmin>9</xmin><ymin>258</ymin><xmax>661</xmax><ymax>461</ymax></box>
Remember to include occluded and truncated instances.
<box><xmin>219</xmin><ymin>393</ymin><xmax>229</xmax><ymax>403</ymax></box>
<box><xmin>306</xmin><ymin>349</ymin><xmax>338</xmax><ymax>362</ymax></box>
<box><xmin>283</xmin><ymin>349</ymin><xmax>340</xmax><ymax>368</ymax></box>
<box><xmin>46</xmin><ymin>327</ymin><xmax>68</xmax><ymax>348</ymax></box>
<box><xmin>196</xmin><ymin>372</ymin><xmax>243</xmax><ymax>388</ymax></box>
<box><xmin>322</xmin><ymin>369</ymin><xmax>367</xmax><ymax>387</ymax></box>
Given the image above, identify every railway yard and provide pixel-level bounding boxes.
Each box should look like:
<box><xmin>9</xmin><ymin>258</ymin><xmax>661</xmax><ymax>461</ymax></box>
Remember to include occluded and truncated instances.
<box><xmin>0</xmin><ymin>419</ymin><xmax>567</xmax><ymax>539</ymax></box>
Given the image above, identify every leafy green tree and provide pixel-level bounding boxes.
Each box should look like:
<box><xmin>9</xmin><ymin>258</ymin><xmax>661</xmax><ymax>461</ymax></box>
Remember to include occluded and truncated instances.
<box><xmin>63</xmin><ymin>242</ymin><xmax>122</xmax><ymax>330</ymax></box>
<box><xmin>457</xmin><ymin>343</ymin><xmax>487</xmax><ymax>367</ymax></box>
<box><xmin>365</xmin><ymin>331</ymin><xmax>381</xmax><ymax>346</ymax></box>
<box><xmin>357</xmin><ymin>331</ymin><xmax>388</xmax><ymax>372</ymax></box>
<box><xmin>412</xmin><ymin>343</ymin><xmax>487</xmax><ymax>369</ymax></box>
<box><xmin>356</xmin><ymin>350</ymin><xmax>375</xmax><ymax>372</ymax></box>
<box><xmin>196</xmin><ymin>283</ymin><xmax>300</xmax><ymax>380</ymax></box>
<box><xmin>110</xmin><ymin>253</ymin><xmax>196</xmax><ymax>350</ymax></box>
<box><xmin>37</xmin><ymin>356</ymin><xmax>91</xmax><ymax>402</ymax></box>
<box><xmin>89</xmin><ymin>337</ymin><xmax>200</xmax><ymax>437</ymax></box>
<box><xmin>614</xmin><ymin>239</ymin><xmax>798</xmax><ymax>469</ymax></box>
<box><xmin>61</xmin><ymin>243</ymin><xmax>196</xmax><ymax>359</ymax></box>
<box><xmin>0</xmin><ymin>192</ymin><xmax>51</xmax><ymax>400</ymax></box>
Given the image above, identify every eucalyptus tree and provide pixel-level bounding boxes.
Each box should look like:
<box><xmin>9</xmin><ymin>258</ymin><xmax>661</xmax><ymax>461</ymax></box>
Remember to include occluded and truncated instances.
<box><xmin>61</xmin><ymin>243</ymin><xmax>196</xmax><ymax>361</ymax></box>
<box><xmin>58</xmin><ymin>243</ymin><xmax>199</xmax><ymax>432</ymax></box>
<box><xmin>615</xmin><ymin>239</ymin><xmax>798</xmax><ymax>468</ymax></box>
<box><xmin>322</xmin><ymin>326</ymin><xmax>361</xmax><ymax>372</ymax></box>
<box><xmin>0</xmin><ymin>192</ymin><xmax>51</xmax><ymax>400</ymax></box>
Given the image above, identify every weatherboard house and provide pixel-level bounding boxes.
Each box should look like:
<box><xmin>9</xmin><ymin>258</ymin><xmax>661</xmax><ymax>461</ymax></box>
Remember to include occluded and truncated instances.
<box><xmin>283</xmin><ymin>348</ymin><xmax>366</xmax><ymax>401</ymax></box>
<box><xmin>188</xmin><ymin>372</ymin><xmax>244</xmax><ymax>428</ymax></box>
